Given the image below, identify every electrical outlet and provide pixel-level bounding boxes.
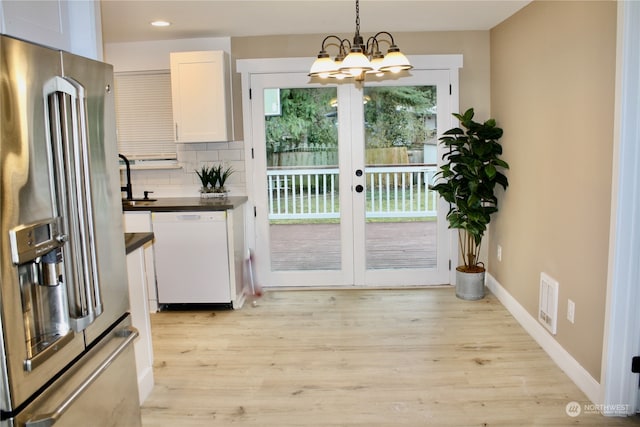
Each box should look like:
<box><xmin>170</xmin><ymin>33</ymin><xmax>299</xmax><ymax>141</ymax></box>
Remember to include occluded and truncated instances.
<box><xmin>497</xmin><ymin>245</ymin><xmax>502</xmax><ymax>262</ymax></box>
<box><xmin>567</xmin><ymin>299</ymin><xmax>575</xmax><ymax>324</ymax></box>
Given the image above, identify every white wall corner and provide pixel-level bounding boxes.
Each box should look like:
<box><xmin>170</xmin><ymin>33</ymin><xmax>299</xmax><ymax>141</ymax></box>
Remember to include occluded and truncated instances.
<box><xmin>485</xmin><ymin>273</ymin><xmax>601</xmax><ymax>405</ymax></box>
<box><xmin>600</xmin><ymin>0</ymin><xmax>640</xmax><ymax>416</ymax></box>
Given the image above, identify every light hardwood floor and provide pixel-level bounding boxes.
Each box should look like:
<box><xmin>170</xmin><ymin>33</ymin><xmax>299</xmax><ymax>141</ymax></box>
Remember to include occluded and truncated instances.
<box><xmin>141</xmin><ymin>288</ymin><xmax>640</xmax><ymax>426</ymax></box>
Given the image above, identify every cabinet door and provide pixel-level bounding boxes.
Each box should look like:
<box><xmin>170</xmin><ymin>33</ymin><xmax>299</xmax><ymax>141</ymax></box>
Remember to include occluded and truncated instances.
<box><xmin>122</xmin><ymin>212</ymin><xmax>158</xmax><ymax>312</ymax></box>
<box><xmin>170</xmin><ymin>50</ymin><xmax>231</xmax><ymax>143</ymax></box>
<box><xmin>125</xmin><ymin>248</ymin><xmax>154</xmax><ymax>404</ymax></box>
<box><xmin>1</xmin><ymin>0</ymin><xmax>70</xmax><ymax>51</ymax></box>
<box><xmin>123</xmin><ymin>211</ymin><xmax>153</xmax><ymax>232</ymax></box>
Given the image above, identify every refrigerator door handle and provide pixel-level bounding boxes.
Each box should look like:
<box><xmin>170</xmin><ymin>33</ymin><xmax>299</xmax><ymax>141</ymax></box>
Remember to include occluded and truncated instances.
<box><xmin>44</xmin><ymin>76</ymin><xmax>89</xmax><ymax>329</ymax></box>
<box><xmin>43</xmin><ymin>76</ymin><xmax>102</xmax><ymax>332</ymax></box>
<box><xmin>23</xmin><ymin>326</ymin><xmax>139</xmax><ymax>427</ymax></box>
<box><xmin>64</xmin><ymin>76</ymin><xmax>103</xmax><ymax>319</ymax></box>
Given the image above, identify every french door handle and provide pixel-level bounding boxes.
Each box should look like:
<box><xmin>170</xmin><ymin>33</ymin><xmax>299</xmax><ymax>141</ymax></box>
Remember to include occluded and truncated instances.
<box><xmin>355</xmin><ymin>184</ymin><xmax>364</xmax><ymax>193</ymax></box>
<box><xmin>355</xmin><ymin>169</ymin><xmax>363</xmax><ymax>177</ymax></box>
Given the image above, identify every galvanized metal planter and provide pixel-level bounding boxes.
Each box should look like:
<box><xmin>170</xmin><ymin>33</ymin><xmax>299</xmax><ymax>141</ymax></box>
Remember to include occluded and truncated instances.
<box><xmin>455</xmin><ymin>269</ymin><xmax>486</xmax><ymax>300</ymax></box>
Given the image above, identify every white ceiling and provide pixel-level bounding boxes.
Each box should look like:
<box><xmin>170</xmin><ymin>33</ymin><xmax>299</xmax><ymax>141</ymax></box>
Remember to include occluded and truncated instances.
<box><xmin>100</xmin><ymin>0</ymin><xmax>532</xmax><ymax>44</ymax></box>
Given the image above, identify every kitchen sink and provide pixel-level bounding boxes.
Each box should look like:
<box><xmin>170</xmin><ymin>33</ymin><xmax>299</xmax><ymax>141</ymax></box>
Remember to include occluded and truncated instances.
<box><xmin>121</xmin><ymin>198</ymin><xmax>157</xmax><ymax>207</ymax></box>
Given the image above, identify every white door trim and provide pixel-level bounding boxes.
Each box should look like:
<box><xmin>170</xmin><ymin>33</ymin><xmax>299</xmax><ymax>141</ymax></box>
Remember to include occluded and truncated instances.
<box><xmin>237</xmin><ymin>55</ymin><xmax>463</xmax><ymax>76</ymax></box>
<box><xmin>601</xmin><ymin>0</ymin><xmax>640</xmax><ymax>415</ymax></box>
<box><xmin>238</xmin><ymin>55</ymin><xmax>463</xmax><ymax>288</ymax></box>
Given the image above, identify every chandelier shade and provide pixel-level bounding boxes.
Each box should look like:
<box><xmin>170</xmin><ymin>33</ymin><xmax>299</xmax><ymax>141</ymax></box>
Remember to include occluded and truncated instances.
<box><xmin>339</xmin><ymin>48</ymin><xmax>373</xmax><ymax>76</ymax></box>
<box><xmin>309</xmin><ymin>0</ymin><xmax>412</xmax><ymax>82</ymax></box>
<box><xmin>378</xmin><ymin>46</ymin><xmax>413</xmax><ymax>73</ymax></box>
<box><xmin>308</xmin><ymin>51</ymin><xmax>337</xmax><ymax>79</ymax></box>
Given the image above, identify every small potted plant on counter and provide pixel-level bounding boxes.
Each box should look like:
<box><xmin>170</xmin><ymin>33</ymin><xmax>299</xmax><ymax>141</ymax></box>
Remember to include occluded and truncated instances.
<box><xmin>430</xmin><ymin>108</ymin><xmax>509</xmax><ymax>300</ymax></box>
<box><xmin>196</xmin><ymin>164</ymin><xmax>234</xmax><ymax>198</ymax></box>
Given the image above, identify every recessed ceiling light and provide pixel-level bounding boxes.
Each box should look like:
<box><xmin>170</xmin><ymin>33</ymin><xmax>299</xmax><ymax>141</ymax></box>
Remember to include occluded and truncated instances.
<box><xmin>151</xmin><ymin>20</ymin><xmax>171</xmax><ymax>27</ymax></box>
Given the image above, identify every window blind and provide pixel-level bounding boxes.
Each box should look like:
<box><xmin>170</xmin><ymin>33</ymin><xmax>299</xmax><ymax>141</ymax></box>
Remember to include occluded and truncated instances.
<box><xmin>114</xmin><ymin>71</ymin><xmax>176</xmax><ymax>160</ymax></box>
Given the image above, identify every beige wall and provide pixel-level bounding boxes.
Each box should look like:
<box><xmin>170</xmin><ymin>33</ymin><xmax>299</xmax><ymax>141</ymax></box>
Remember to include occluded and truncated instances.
<box><xmin>489</xmin><ymin>1</ymin><xmax>616</xmax><ymax>381</ymax></box>
<box><xmin>230</xmin><ymin>30</ymin><xmax>491</xmax><ymax>140</ymax></box>
<box><xmin>105</xmin><ymin>30</ymin><xmax>490</xmax><ymax>198</ymax></box>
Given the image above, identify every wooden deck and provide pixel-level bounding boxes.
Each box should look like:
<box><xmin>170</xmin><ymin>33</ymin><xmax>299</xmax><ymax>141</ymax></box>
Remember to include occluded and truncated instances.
<box><xmin>269</xmin><ymin>221</ymin><xmax>437</xmax><ymax>271</ymax></box>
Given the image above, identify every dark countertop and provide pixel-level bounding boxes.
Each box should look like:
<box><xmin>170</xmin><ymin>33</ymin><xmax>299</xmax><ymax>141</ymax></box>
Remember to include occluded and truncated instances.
<box><xmin>124</xmin><ymin>232</ymin><xmax>154</xmax><ymax>254</ymax></box>
<box><xmin>121</xmin><ymin>196</ymin><xmax>248</xmax><ymax>212</ymax></box>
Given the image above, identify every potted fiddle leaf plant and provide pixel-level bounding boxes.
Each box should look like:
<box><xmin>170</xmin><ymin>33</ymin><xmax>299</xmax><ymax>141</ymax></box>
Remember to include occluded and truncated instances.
<box><xmin>430</xmin><ymin>108</ymin><xmax>509</xmax><ymax>300</ymax></box>
<box><xmin>196</xmin><ymin>164</ymin><xmax>234</xmax><ymax>197</ymax></box>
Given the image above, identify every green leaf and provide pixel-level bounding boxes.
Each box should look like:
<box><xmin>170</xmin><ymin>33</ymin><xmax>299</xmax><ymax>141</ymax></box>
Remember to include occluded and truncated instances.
<box><xmin>485</xmin><ymin>164</ymin><xmax>497</xmax><ymax>179</ymax></box>
<box><xmin>495</xmin><ymin>173</ymin><xmax>509</xmax><ymax>189</ymax></box>
<box><xmin>461</xmin><ymin>108</ymin><xmax>475</xmax><ymax>122</ymax></box>
<box><xmin>493</xmin><ymin>159</ymin><xmax>510</xmax><ymax>169</ymax></box>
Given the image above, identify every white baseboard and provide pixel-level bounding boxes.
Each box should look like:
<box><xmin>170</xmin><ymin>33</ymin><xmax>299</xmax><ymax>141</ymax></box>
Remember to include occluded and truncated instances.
<box><xmin>233</xmin><ymin>291</ymin><xmax>247</xmax><ymax>309</ymax></box>
<box><xmin>486</xmin><ymin>273</ymin><xmax>601</xmax><ymax>404</ymax></box>
<box><xmin>138</xmin><ymin>367</ymin><xmax>155</xmax><ymax>404</ymax></box>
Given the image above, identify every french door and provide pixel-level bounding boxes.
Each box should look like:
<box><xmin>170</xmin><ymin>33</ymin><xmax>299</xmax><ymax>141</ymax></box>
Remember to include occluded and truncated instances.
<box><xmin>250</xmin><ymin>70</ymin><xmax>454</xmax><ymax>287</ymax></box>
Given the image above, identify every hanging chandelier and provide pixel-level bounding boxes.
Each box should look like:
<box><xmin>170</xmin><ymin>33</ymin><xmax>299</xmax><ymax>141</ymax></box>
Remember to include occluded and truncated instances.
<box><xmin>309</xmin><ymin>0</ymin><xmax>413</xmax><ymax>82</ymax></box>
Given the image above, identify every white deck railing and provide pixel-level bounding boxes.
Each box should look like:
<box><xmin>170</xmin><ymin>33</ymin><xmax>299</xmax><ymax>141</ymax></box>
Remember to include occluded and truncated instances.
<box><xmin>267</xmin><ymin>165</ymin><xmax>438</xmax><ymax>220</ymax></box>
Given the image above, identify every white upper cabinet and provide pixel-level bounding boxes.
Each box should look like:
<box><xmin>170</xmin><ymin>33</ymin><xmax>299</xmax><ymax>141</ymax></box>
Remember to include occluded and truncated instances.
<box><xmin>0</xmin><ymin>0</ymin><xmax>102</xmax><ymax>59</ymax></box>
<box><xmin>170</xmin><ymin>50</ymin><xmax>232</xmax><ymax>143</ymax></box>
<box><xmin>0</xmin><ymin>0</ymin><xmax>70</xmax><ymax>51</ymax></box>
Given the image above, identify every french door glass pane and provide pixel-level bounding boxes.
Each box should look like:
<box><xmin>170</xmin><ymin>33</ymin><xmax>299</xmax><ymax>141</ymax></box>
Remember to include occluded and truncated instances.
<box><xmin>363</xmin><ymin>85</ymin><xmax>439</xmax><ymax>270</ymax></box>
<box><xmin>264</xmin><ymin>87</ymin><xmax>341</xmax><ymax>271</ymax></box>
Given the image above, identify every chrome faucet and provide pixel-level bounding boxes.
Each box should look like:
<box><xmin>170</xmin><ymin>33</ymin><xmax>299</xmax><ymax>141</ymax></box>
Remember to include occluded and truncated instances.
<box><xmin>118</xmin><ymin>154</ymin><xmax>133</xmax><ymax>200</ymax></box>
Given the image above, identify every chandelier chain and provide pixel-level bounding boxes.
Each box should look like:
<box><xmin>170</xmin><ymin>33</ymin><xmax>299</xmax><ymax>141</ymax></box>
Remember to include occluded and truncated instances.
<box><xmin>355</xmin><ymin>0</ymin><xmax>360</xmax><ymax>35</ymax></box>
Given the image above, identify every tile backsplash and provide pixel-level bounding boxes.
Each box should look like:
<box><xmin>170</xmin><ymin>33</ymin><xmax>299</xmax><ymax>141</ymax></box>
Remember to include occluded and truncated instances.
<box><xmin>121</xmin><ymin>140</ymin><xmax>247</xmax><ymax>198</ymax></box>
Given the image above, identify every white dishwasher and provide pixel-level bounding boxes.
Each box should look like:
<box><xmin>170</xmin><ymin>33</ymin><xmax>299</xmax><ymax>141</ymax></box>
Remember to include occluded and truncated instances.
<box><xmin>152</xmin><ymin>211</ymin><xmax>231</xmax><ymax>306</ymax></box>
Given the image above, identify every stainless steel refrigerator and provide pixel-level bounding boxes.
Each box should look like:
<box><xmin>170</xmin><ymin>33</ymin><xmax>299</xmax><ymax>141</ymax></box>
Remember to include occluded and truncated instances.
<box><xmin>0</xmin><ymin>35</ymin><xmax>142</xmax><ymax>427</ymax></box>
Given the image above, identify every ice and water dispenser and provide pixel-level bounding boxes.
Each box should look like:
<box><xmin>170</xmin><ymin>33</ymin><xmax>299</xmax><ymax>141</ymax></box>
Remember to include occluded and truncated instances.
<box><xmin>9</xmin><ymin>217</ymin><xmax>74</xmax><ymax>370</ymax></box>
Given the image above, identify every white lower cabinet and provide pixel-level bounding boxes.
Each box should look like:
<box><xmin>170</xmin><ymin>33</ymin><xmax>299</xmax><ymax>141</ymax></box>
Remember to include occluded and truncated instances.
<box><xmin>152</xmin><ymin>211</ymin><xmax>233</xmax><ymax>306</ymax></box>
<box><xmin>122</xmin><ymin>212</ymin><xmax>158</xmax><ymax>312</ymax></box>
<box><xmin>126</xmin><ymin>246</ymin><xmax>154</xmax><ymax>404</ymax></box>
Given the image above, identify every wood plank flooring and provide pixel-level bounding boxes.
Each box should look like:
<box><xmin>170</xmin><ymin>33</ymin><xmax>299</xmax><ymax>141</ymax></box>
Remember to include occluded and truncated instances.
<box><xmin>141</xmin><ymin>288</ymin><xmax>640</xmax><ymax>426</ymax></box>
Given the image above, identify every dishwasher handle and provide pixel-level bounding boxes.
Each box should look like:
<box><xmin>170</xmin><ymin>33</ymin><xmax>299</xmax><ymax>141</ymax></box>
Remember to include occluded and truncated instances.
<box><xmin>152</xmin><ymin>212</ymin><xmax>227</xmax><ymax>223</ymax></box>
<box><xmin>176</xmin><ymin>214</ymin><xmax>202</xmax><ymax>221</ymax></box>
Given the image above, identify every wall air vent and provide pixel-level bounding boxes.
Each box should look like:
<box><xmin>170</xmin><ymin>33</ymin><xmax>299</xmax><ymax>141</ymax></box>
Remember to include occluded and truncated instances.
<box><xmin>539</xmin><ymin>272</ymin><xmax>559</xmax><ymax>335</ymax></box>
